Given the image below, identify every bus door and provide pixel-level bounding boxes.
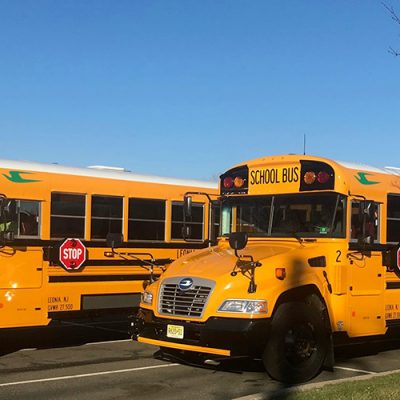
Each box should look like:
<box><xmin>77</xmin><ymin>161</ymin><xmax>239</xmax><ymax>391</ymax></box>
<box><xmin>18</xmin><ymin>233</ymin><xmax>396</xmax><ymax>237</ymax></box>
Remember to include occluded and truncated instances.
<box><xmin>347</xmin><ymin>200</ymin><xmax>385</xmax><ymax>336</ymax></box>
<box><xmin>0</xmin><ymin>199</ymin><xmax>43</xmax><ymax>289</ymax></box>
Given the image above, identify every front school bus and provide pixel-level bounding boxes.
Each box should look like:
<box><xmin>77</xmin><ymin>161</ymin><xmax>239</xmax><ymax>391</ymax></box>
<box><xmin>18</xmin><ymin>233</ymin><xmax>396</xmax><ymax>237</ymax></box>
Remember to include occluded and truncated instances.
<box><xmin>132</xmin><ymin>154</ymin><xmax>400</xmax><ymax>383</ymax></box>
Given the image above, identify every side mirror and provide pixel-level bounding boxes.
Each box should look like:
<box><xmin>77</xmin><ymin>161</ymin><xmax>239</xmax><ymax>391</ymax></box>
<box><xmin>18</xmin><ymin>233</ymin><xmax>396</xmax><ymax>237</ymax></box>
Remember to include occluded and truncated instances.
<box><xmin>183</xmin><ymin>195</ymin><xmax>192</xmax><ymax>218</ymax></box>
<box><xmin>106</xmin><ymin>233</ymin><xmax>123</xmax><ymax>249</ymax></box>
<box><xmin>229</xmin><ymin>232</ymin><xmax>248</xmax><ymax>251</ymax></box>
<box><xmin>363</xmin><ymin>201</ymin><xmax>375</xmax><ymax>220</ymax></box>
<box><xmin>4</xmin><ymin>200</ymin><xmax>17</xmax><ymax>216</ymax></box>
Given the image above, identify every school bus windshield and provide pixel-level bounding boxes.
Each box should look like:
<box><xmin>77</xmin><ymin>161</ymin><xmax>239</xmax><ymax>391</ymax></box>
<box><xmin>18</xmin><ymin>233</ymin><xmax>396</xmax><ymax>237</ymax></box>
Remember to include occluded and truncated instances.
<box><xmin>220</xmin><ymin>192</ymin><xmax>346</xmax><ymax>238</ymax></box>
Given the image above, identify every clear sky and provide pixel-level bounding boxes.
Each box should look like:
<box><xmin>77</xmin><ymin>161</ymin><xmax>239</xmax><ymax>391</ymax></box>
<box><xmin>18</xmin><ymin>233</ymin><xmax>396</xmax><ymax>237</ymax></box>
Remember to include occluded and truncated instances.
<box><xmin>1</xmin><ymin>0</ymin><xmax>399</xmax><ymax>182</ymax></box>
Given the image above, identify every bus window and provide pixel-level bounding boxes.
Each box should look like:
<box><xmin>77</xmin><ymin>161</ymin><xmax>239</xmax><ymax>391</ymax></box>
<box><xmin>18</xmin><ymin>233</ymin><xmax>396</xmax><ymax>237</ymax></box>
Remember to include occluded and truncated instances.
<box><xmin>236</xmin><ymin>197</ymin><xmax>272</xmax><ymax>234</ymax></box>
<box><xmin>221</xmin><ymin>193</ymin><xmax>346</xmax><ymax>238</ymax></box>
<box><xmin>51</xmin><ymin>193</ymin><xmax>85</xmax><ymax>238</ymax></box>
<box><xmin>387</xmin><ymin>194</ymin><xmax>400</xmax><ymax>243</ymax></box>
<box><xmin>128</xmin><ymin>198</ymin><xmax>166</xmax><ymax>241</ymax></box>
<box><xmin>351</xmin><ymin>201</ymin><xmax>380</xmax><ymax>243</ymax></box>
<box><xmin>0</xmin><ymin>199</ymin><xmax>40</xmax><ymax>238</ymax></box>
<box><xmin>91</xmin><ymin>195</ymin><xmax>123</xmax><ymax>240</ymax></box>
<box><xmin>221</xmin><ymin>204</ymin><xmax>232</xmax><ymax>236</ymax></box>
<box><xmin>0</xmin><ymin>199</ymin><xmax>17</xmax><ymax>235</ymax></box>
<box><xmin>171</xmin><ymin>202</ymin><xmax>204</xmax><ymax>240</ymax></box>
<box><xmin>19</xmin><ymin>200</ymin><xmax>40</xmax><ymax>237</ymax></box>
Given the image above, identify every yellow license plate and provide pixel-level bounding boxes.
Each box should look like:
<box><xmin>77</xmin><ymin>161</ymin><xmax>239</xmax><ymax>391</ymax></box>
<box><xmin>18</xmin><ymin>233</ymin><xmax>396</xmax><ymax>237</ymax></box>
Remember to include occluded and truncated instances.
<box><xmin>167</xmin><ymin>324</ymin><xmax>184</xmax><ymax>339</ymax></box>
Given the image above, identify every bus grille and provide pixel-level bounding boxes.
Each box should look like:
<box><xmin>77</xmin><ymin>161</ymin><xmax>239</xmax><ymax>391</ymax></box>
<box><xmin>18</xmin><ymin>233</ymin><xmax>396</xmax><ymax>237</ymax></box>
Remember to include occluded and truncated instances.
<box><xmin>158</xmin><ymin>279</ymin><xmax>214</xmax><ymax>318</ymax></box>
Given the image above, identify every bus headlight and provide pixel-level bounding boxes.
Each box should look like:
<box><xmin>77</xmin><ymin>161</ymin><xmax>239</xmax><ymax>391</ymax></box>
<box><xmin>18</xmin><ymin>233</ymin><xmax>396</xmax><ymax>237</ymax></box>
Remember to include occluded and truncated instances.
<box><xmin>141</xmin><ymin>291</ymin><xmax>153</xmax><ymax>305</ymax></box>
<box><xmin>218</xmin><ymin>299</ymin><xmax>267</xmax><ymax>314</ymax></box>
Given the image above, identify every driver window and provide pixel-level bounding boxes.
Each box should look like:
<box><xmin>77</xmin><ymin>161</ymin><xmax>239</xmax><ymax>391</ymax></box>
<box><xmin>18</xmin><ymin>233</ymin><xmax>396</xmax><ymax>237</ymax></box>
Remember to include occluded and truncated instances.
<box><xmin>0</xmin><ymin>199</ymin><xmax>18</xmax><ymax>234</ymax></box>
<box><xmin>0</xmin><ymin>199</ymin><xmax>40</xmax><ymax>238</ymax></box>
<box><xmin>19</xmin><ymin>200</ymin><xmax>41</xmax><ymax>237</ymax></box>
<box><xmin>350</xmin><ymin>201</ymin><xmax>379</xmax><ymax>243</ymax></box>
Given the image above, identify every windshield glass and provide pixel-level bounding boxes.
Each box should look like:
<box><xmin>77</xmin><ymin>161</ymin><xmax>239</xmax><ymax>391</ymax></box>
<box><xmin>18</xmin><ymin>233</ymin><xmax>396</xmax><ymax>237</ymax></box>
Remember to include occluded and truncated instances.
<box><xmin>221</xmin><ymin>193</ymin><xmax>346</xmax><ymax>238</ymax></box>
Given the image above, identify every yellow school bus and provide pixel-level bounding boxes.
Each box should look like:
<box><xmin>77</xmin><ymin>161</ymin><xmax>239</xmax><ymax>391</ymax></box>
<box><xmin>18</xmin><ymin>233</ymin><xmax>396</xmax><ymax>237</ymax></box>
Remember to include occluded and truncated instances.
<box><xmin>0</xmin><ymin>159</ymin><xmax>218</xmax><ymax>331</ymax></box>
<box><xmin>132</xmin><ymin>154</ymin><xmax>400</xmax><ymax>383</ymax></box>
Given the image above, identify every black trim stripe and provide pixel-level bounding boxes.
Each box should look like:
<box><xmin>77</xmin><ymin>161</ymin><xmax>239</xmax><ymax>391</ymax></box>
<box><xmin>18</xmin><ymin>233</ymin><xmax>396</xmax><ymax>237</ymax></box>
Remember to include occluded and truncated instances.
<box><xmin>83</xmin><ymin>259</ymin><xmax>173</xmax><ymax>267</ymax></box>
<box><xmin>49</xmin><ymin>274</ymin><xmax>160</xmax><ymax>283</ymax></box>
<box><xmin>386</xmin><ymin>319</ymin><xmax>400</xmax><ymax>327</ymax></box>
<box><xmin>387</xmin><ymin>281</ymin><xmax>400</xmax><ymax>290</ymax></box>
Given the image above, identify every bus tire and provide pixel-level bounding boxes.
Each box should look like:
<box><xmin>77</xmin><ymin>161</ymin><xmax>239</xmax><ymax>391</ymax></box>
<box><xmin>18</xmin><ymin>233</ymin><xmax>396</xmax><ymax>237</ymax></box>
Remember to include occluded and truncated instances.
<box><xmin>263</xmin><ymin>301</ymin><xmax>329</xmax><ymax>383</ymax></box>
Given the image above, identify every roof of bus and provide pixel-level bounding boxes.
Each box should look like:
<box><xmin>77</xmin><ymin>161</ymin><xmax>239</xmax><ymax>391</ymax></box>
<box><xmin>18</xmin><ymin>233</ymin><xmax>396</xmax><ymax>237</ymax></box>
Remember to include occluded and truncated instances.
<box><xmin>0</xmin><ymin>159</ymin><xmax>217</xmax><ymax>189</ymax></box>
<box><xmin>230</xmin><ymin>154</ymin><xmax>400</xmax><ymax>176</ymax></box>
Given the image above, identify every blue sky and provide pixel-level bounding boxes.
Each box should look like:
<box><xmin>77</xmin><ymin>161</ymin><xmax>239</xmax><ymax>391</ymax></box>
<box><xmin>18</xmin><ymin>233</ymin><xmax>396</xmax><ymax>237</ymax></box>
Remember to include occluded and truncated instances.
<box><xmin>0</xmin><ymin>0</ymin><xmax>399</xmax><ymax>181</ymax></box>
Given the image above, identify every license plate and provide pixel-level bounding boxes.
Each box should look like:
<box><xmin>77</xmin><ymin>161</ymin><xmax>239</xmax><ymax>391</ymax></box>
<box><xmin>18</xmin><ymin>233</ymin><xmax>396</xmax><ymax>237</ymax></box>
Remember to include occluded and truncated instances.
<box><xmin>167</xmin><ymin>324</ymin><xmax>184</xmax><ymax>339</ymax></box>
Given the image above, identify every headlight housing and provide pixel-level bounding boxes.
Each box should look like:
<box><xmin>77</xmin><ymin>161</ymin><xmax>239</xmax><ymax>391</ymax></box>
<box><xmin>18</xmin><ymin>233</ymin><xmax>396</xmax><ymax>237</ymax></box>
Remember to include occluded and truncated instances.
<box><xmin>141</xmin><ymin>291</ymin><xmax>153</xmax><ymax>305</ymax></box>
<box><xmin>218</xmin><ymin>299</ymin><xmax>267</xmax><ymax>314</ymax></box>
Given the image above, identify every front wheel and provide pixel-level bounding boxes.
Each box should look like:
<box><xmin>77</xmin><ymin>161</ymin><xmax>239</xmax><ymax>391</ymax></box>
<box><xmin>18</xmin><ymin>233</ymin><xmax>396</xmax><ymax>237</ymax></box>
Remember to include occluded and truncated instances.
<box><xmin>263</xmin><ymin>301</ymin><xmax>330</xmax><ymax>383</ymax></box>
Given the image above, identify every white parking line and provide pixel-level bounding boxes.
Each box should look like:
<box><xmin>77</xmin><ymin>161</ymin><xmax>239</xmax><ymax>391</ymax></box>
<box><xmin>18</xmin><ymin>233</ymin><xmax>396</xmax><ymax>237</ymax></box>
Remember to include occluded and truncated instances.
<box><xmin>334</xmin><ymin>366</ymin><xmax>376</xmax><ymax>375</ymax></box>
<box><xmin>0</xmin><ymin>363</ymin><xmax>179</xmax><ymax>387</ymax></box>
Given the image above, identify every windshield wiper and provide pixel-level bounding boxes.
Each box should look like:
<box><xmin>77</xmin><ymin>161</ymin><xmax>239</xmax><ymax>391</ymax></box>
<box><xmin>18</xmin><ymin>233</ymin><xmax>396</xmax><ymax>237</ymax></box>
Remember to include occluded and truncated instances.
<box><xmin>290</xmin><ymin>230</ymin><xmax>304</xmax><ymax>244</ymax></box>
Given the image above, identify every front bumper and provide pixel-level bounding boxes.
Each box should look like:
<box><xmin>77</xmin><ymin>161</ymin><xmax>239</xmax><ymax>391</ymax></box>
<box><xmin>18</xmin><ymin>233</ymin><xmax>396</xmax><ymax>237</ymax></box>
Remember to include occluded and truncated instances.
<box><xmin>131</xmin><ymin>308</ymin><xmax>271</xmax><ymax>357</ymax></box>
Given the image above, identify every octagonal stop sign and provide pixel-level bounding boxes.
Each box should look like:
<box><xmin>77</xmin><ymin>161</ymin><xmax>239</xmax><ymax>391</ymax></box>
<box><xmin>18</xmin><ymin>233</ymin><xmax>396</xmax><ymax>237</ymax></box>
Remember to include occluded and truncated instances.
<box><xmin>59</xmin><ymin>238</ymin><xmax>86</xmax><ymax>270</ymax></box>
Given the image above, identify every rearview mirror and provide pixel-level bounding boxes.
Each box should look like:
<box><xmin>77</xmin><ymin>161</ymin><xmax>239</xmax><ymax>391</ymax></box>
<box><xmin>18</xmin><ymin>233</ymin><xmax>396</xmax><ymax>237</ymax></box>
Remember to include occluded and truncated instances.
<box><xmin>3</xmin><ymin>200</ymin><xmax>17</xmax><ymax>217</ymax></box>
<box><xmin>229</xmin><ymin>232</ymin><xmax>248</xmax><ymax>251</ymax></box>
<box><xmin>183</xmin><ymin>195</ymin><xmax>192</xmax><ymax>218</ymax></box>
<box><xmin>363</xmin><ymin>201</ymin><xmax>375</xmax><ymax>220</ymax></box>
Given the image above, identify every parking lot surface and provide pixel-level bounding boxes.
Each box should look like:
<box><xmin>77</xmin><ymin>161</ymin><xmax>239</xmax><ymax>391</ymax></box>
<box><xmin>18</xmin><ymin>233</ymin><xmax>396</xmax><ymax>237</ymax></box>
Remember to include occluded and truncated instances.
<box><xmin>1</xmin><ymin>327</ymin><xmax>400</xmax><ymax>400</ymax></box>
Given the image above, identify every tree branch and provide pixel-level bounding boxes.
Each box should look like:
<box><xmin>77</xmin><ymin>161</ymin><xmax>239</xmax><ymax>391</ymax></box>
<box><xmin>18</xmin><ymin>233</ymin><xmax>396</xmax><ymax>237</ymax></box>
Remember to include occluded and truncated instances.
<box><xmin>382</xmin><ymin>2</ymin><xmax>400</xmax><ymax>24</ymax></box>
<box><xmin>382</xmin><ymin>2</ymin><xmax>400</xmax><ymax>56</ymax></box>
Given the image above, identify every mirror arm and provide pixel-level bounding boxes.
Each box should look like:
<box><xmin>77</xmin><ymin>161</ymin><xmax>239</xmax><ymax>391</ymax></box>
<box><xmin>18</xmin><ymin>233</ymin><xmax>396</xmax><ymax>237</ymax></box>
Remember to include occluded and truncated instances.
<box><xmin>182</xmin><ymin>191</ymin><xmax>220</xmax><ymax>245</ymax></box>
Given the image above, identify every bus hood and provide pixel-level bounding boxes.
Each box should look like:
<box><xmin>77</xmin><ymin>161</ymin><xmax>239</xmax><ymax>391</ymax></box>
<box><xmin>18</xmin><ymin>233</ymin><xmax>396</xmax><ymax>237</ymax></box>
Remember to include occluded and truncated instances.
<box><xmin>163</xmin><ymin>241</ymin><xmax>300</xmax><ymax>279</ymax></box>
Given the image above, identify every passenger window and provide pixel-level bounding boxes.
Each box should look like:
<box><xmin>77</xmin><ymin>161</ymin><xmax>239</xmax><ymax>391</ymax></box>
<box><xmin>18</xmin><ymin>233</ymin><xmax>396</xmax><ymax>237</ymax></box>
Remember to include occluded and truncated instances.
<box><xmin>0</xmin><ymin>199</ymin><xmax>41</xmax><ymax>238</ymax></box>
<box><xmin>91</xmin><ymin>196</ymin><xmax>123</xmax><ymax>240</ymax></box>
<box><xmin>128</xmin><ymin>199</ymin><xmax>165</xmax><ymax>241</ymax></box>
<box><xmin>90</xmin><ymin>196</ymin><xmax>122</xmax><ymax>239</ymax></box>
<box><xmin>171</xmin><ymin>202</ymin><xmax>204</xmax><ymax>240</ymax></box>
<box><xmin>51</xmin><ymin>193</ymin><xmax>85</xmax><ymax>238</ymax></box>
<box><xmin>387</xmin><ymin>195</ymin><xmax>400</xmax><ymax>243</ymax></box>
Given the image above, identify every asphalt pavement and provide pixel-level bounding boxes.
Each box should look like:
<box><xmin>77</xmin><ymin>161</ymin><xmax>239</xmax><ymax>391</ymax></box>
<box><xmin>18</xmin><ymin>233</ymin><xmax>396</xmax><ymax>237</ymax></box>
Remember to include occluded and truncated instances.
<box><xmin>1</xmin><ymin>326</ymin><xmax>400</xmax><ymax>400</ymax></box>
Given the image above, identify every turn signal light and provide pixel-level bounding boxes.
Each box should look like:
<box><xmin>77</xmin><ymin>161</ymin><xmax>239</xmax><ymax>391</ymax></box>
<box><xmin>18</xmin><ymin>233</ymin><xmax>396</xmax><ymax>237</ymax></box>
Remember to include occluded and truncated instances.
<box><xmin>275</xmin><ymin>268</ymin><xmax>286</xmax><ymax>280</ymax></box>
<box><xmin>234</xmin><ymin>176</ymin><xmax>245</xmax><ymax>188</ymax></box>
<box><xmin>220</xmin><ymin>166</ymin><xmax>249</xmax><ymax>194</ymax></box>
<box><xmin>304</xmin><ymin>171</ymin><xmax>331</xmax><ymax>185</ymax></box>
<box><xmin>300</xmin><ymin>161</ymin><xmax>334</xmax><ymax>191</ymax></box>
<box><xmin>303</xmin><ymin>171</ymin><xmax>316</xmax><ymax>185</ymax></box>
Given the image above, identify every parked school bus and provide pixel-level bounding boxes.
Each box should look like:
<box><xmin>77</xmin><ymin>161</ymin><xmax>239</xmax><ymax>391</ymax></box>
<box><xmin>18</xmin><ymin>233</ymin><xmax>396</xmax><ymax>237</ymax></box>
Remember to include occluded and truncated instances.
<box><xmin>132</xmin><ymin>154</ymin><xmax>400</xmax><ymax>383</ymax></box>
<box><xmin>0</xmin><ymin>159</ymin><xmax>218</xmax><ymax>331</ymax></box>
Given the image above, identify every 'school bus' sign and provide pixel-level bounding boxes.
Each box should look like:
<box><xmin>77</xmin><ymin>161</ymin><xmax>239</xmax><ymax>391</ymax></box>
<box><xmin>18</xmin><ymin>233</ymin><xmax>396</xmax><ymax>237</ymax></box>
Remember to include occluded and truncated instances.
<box><xmin>59</xmin><ymin>238</ymin><xmax>86</xmax><ymax>270</ymax></box>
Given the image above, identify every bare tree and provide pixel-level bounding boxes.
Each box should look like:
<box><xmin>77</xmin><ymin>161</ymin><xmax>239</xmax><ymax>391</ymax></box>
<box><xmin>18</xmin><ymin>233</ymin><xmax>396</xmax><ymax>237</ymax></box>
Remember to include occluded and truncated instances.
<box><xmin>383</xmin><ymin>2</ymin><xmax>400</xmax><ymax>56</ymax></box>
